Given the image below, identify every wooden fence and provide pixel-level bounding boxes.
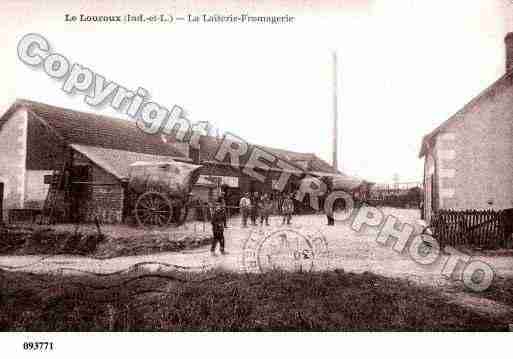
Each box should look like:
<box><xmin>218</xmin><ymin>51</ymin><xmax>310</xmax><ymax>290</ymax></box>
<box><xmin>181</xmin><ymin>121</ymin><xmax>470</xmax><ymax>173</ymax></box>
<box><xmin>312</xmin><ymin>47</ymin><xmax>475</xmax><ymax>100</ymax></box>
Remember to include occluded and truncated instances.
<box><xmin>431</xmin><ymin>209</ymin><xmax>513</xmax><ymax>249</ymax></box>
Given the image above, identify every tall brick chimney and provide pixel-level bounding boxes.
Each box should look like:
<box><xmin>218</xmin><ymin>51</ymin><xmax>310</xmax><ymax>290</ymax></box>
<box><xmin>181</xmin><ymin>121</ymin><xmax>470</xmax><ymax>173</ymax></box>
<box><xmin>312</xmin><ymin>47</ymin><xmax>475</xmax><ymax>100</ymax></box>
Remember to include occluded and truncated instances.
<box><xmin>505</xmin><ymin>33</ymin><xmax>513</xmax><ymax>73</ymax></box>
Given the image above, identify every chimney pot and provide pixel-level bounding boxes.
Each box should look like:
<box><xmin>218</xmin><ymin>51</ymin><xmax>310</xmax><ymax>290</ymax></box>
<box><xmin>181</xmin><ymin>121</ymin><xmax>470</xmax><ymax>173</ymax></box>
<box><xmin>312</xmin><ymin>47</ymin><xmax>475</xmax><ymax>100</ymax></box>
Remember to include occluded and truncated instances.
<box><xmin>505</xmin><ymin>33</ymin><xmax>513</xmax><ymax>73</ymax></box>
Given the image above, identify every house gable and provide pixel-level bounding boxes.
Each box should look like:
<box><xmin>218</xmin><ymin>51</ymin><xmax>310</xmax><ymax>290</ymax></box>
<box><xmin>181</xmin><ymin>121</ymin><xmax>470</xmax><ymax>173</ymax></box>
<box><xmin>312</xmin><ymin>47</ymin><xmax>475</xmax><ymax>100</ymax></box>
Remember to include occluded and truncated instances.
<box><xmin>421</xmin><ymin>71</ymin><xmax>513</xmax><ymax>211</ymax></box>
<box><xmin>419</xmin><ymin>72</ymin><xmax>513</xmax><ymax>158</ymax></box>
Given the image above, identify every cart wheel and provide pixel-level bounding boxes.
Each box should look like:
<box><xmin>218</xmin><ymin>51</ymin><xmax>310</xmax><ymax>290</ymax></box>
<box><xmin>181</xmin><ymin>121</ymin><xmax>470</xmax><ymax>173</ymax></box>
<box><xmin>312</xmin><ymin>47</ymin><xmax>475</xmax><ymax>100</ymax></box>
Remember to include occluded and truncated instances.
<box><xmin>168</xmin><ymin>197</ymin><xmax>189</xmax><ymax>226</ymax></box>
<box><xmin>174</xmin><ymin>205</ymin><xmax>189</xmax><ymax>226</ymax></box>
<box><xmin>135</xmin><ymin>191</ymin><xmax>173</xmax><ymax>227</ymax></box>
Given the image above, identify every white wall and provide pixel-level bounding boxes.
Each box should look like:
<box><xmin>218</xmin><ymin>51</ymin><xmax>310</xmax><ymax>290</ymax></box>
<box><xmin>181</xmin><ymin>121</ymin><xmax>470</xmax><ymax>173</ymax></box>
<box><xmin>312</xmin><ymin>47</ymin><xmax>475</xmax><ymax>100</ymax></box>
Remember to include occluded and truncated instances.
<box><xmin>24</xmin><ymin>170</ymin><xmax>52</xmax><ymax>208</ymax></box>
<box><xmin>0</xmin><ymin>108</ymin><xmax>28</xmax><ymax>221</ymax></box>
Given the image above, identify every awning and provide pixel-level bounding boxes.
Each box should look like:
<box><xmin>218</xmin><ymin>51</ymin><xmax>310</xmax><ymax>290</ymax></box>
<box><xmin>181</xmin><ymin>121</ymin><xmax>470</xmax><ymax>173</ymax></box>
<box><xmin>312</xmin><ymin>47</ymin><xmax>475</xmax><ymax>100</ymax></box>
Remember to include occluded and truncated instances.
<box><xmin>70</xmin><ymin>143</ymin><xmax>189</xmax><ymax>180</ymax></box>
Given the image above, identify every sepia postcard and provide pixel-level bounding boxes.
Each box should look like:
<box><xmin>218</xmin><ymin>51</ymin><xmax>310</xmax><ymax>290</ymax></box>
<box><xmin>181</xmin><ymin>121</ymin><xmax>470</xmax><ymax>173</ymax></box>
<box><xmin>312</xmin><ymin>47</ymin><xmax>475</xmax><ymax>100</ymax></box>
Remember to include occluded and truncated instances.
<box><xmin>0</xmin><ymin>0</ymin><xmax>511</xmax><ymax>357</ymax></box>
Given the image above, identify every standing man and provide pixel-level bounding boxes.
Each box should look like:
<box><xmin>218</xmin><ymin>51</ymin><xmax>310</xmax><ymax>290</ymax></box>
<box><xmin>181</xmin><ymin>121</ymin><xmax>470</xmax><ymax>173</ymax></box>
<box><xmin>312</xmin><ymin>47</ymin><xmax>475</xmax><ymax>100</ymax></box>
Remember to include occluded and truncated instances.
<box><xmin>324</xmin><ymin>177</ymin><xmax>335</xmax><ymax>226</ymax></box>
<box><xmin>210</xmin><ymin>200</ymin><xmax>226</xmax><ymax>255</ymax></box>
<box><xmin>239</xmin><ymin>192</ymin><xmax>251</xmax><ymax>228</ymax></box>
<box><xmin>220</xmin><ymin>197</ymin><xmax>228</xmax><ymax>228</ymax></box>
<box><xmin>281</xmin><ymin>193</ymin><xmax>294</xmax><ymax>225</ymax></box>
<box><xmin>250</xmin><ymin>191</ymin><xmax>259</xmax><ymax>226</ymax></box>
<box><xmin>219</xmin><ymin>184</ymin><xmax>229</xmax><ymax>227</ymax></box>
<box><xmin>259</xmin><ymin>193</ymin><xmax>272</xmax><ymax>226</ymax></box>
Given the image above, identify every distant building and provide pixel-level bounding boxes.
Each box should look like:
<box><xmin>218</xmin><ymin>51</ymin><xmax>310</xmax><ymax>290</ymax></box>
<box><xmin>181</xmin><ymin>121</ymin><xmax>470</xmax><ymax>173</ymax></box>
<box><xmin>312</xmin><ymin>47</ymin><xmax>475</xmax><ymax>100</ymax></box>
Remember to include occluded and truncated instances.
<box><xmin>419</xmin><ymin>33</ymin><xmax>513</xmax><ymax>222</ymax></box>
<box><xmin>188</xmin><ymin>134</ymin><xmax>341</xmax><ymax>205</ymax></box>
<box><xmin>0</xmin><ymin>99</ymin><xmax>353</xmax><ymax>223</ymax></box>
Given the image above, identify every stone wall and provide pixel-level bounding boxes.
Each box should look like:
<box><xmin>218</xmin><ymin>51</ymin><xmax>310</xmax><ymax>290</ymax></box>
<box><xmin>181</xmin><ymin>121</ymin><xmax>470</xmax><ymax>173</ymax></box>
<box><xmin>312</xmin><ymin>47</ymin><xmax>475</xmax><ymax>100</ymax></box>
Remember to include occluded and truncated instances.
<box><xmin>75</xmin><ymin>156</ymin><xmax>124</xmax><ymax>224</ymax></box>
<box><xmin>81</xmin><ymin>184</ymin><xmax>124</xmax><ymax>224</ymax></box>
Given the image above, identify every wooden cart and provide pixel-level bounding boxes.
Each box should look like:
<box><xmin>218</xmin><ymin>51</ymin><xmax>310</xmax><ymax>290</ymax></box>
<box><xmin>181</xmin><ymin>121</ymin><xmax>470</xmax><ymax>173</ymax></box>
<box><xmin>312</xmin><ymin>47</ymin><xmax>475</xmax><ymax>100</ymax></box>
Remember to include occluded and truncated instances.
<box><xmin>127</xmin><ymin>160</ymin><xmax>203</xmax><ymax>227</ymax></box>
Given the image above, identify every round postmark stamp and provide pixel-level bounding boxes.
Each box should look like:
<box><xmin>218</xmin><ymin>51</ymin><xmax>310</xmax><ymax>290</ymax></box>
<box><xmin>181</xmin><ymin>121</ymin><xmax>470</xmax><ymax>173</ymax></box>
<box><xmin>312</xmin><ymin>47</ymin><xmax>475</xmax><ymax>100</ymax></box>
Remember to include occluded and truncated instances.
<box><xmin>242</xmin><ymin>226</ymin><xmax>331</xmax><ymax>273</ymax></box>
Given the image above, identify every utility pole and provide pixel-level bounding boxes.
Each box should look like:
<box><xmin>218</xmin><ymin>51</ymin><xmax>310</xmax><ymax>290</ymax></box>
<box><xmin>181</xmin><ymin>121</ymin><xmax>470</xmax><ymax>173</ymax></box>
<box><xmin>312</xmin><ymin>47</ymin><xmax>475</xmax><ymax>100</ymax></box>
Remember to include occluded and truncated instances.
<box><xmin>332</xmin><ymin>50</ymin><xmax>339</xmax><ymax>172</ymax></box>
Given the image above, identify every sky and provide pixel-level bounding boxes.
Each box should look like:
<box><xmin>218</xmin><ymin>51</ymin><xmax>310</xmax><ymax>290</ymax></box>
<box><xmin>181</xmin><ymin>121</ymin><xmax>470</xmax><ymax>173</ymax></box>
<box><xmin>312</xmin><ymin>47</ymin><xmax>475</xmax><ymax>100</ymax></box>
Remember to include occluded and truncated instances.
<box><xmin>1</xmin><ymin>0</ymin><xmax>513</xmax><ymax>184</ymax></box>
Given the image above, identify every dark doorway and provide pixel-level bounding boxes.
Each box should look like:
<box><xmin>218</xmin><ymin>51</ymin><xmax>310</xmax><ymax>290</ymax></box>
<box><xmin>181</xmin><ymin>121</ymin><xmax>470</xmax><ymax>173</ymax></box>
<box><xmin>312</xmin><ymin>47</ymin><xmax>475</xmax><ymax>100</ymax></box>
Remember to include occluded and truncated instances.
<box><xmin>0</xmin><ymin>183</ymin><xmax>3</xmax><ymax>224</ymax></box>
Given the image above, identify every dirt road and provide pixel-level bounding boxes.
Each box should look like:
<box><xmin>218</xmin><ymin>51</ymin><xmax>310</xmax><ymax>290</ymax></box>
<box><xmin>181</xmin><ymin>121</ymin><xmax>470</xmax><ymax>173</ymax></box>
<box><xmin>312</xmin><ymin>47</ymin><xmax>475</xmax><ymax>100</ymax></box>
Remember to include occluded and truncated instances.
<box><xmin>2</xmin><ymin>208</ymin><xmax>513</xmax><ymax>279</ymax></box>
<box><xmin>1</xmin><ymin>208</ymin><xmax>513</xmax><ymax>318</ymax></box>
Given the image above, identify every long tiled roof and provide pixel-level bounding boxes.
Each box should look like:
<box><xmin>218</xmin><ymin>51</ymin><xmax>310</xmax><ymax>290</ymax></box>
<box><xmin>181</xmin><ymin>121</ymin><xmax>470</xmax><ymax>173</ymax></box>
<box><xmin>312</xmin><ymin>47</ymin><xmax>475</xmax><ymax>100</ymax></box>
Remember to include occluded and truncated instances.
<box><xmin>0</xmin><ymin>99</ymin><xmax>340</xmax><ymax>175</ymax></box>
<box><xmin>194</xmin><ymin>135</ymin><xmax>339</xmax><ymax>174</ymax></box>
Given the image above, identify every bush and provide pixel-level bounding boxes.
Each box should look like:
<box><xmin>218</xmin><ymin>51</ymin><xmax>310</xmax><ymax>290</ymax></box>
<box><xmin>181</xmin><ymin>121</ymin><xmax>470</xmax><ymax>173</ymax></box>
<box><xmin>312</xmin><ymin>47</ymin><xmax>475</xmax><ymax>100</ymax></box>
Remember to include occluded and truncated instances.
<box><xmin>0</xmin><ymin>227</ymin><xmax>32</xmax><ymax>254</ymax></box>
<box><xmin>0</xmin><ymin>227</ymin><xmax>104</xmax><ymax>256</ymax></box>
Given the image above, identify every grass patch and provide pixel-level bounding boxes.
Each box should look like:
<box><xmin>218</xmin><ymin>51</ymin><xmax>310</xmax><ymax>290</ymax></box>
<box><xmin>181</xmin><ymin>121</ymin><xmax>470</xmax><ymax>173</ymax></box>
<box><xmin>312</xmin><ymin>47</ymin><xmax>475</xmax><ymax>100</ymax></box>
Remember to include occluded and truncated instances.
<box><xmin>478</xmin><ymin>277</ymin><xmax>513</xmax><ymax>308</ymax></box>
<box><xmin>0</xmin><ymin>269</ymin><xmax>507</xmax><ymax>331</ymax></box>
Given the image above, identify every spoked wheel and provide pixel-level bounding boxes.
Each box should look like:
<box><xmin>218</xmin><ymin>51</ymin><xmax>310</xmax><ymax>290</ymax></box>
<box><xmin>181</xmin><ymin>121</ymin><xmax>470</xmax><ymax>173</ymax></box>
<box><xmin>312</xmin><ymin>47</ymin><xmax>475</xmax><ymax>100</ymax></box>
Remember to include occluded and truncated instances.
<box><xmin>135</xmin><ymin>191</ymin><xmax>173</xmax><ymax>227</ymax></box>
<box><xmin>170</xmin><ymin>198</ymin><xmax>189</xmax><ymax>227</ymax></box>
<box><xmin>173</xmin><ymin>206</ymin><xmax>188</xmax><ymax>227</ymax></box>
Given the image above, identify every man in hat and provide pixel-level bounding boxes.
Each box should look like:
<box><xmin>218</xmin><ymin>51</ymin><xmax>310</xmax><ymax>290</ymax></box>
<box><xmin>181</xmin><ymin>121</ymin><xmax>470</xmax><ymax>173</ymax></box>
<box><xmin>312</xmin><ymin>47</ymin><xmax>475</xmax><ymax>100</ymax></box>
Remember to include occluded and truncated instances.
<box><xmin>239</xmin><ymin>192</ymin><xmax>251</xmax><ymax>227</ymax></box>
<box><xmin>250</xmin><ymin>191</ymin><xmax>259</xmax><ymax>226</ymax></box>
<box><xmin>259</xmin><ymin>193</ymin><xmax>272</xmax><ymax>226</ymax></box>
<box><xmin>281</xmin><ymin>193</ymin><xmax>294</xmax><ymax>225</ymax></box>
<box><xmin>210</xmin><ymin>200</ymin><xmax>226</xmax><ymax>255</ymax></box>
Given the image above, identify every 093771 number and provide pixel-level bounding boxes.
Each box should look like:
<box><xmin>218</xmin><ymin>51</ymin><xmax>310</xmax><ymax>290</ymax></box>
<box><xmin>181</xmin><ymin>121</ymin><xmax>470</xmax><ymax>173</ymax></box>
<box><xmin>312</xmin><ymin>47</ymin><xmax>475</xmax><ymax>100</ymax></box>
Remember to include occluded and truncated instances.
<box><xmin>23</xmin><ymin>342</ymin><xmax>54</xmax><ymax>351</ymax></box>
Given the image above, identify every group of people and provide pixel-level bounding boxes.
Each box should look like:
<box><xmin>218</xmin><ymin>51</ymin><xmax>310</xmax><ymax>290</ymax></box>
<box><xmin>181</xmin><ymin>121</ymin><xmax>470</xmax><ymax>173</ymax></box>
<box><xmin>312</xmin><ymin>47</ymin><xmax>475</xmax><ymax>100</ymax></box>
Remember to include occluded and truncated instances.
<box><xmin>209</xmin><ymin>191</ymin><xmax>295</xmax><ymax>255</ymax></box>
<box><xmin>239</xmin><ymin>192</ymin><xmax>294</xmax><ymax>227</ymax></box>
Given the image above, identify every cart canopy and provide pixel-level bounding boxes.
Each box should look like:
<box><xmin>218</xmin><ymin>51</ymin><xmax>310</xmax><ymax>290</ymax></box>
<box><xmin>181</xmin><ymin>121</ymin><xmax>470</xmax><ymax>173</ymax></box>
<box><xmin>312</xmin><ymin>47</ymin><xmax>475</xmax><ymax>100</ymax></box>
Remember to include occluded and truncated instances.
<box><xmin>128</xmin><ymin>160</ymin><xmax>203</xmax><ymax>197</ymax></box>
<box><xmin>309</xmin><ymin>171</ymin><xmax>367</xmax><ymax>191</ymax></box>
